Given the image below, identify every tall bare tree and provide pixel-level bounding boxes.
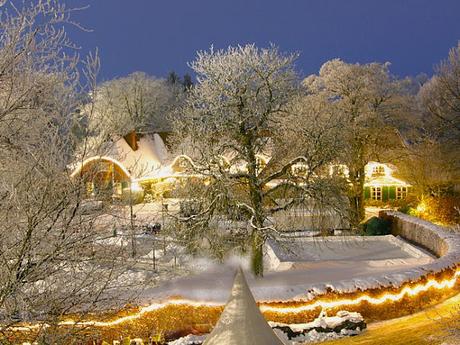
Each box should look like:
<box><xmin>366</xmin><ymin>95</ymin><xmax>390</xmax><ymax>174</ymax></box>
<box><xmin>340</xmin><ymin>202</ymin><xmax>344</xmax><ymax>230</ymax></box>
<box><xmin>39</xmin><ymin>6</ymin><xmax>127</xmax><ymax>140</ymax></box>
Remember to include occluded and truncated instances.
<box><xmin>418</xmin><ymin>42</ymin><xmax>460</xmax><ymax>134</ymax></box>
<box><xmin>396</xmin><ymin>43</ymin><xmax>460</xmax><ymax>195</ymax></box>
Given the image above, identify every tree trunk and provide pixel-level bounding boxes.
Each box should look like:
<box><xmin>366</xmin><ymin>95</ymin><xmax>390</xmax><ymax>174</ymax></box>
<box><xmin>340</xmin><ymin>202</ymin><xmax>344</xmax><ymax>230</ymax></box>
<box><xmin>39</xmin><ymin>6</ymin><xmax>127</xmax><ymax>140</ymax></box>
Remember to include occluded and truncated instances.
<box><xmin>251</xmin><ymin>230</ymin><xmax>264</xmax><ymax>277</ymax></box>
<box><xmin>348</xmin><ymin>166</ymin><xmax>365</xmax><ymax>228</ymax></box>
<box><xmin>243</xmin><ymin>132</ymin><xmax>266</xmax><ymax>277</ymax></box>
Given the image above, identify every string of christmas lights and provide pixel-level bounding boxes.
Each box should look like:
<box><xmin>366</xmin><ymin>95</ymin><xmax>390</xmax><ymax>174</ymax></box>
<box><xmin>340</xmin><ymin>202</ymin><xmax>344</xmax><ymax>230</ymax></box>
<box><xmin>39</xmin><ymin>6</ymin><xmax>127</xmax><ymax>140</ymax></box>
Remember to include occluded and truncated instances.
<box><xmin>11</xmin><ymin>268</ymin><xmax>459</xmax><ymax>332</ymax></box>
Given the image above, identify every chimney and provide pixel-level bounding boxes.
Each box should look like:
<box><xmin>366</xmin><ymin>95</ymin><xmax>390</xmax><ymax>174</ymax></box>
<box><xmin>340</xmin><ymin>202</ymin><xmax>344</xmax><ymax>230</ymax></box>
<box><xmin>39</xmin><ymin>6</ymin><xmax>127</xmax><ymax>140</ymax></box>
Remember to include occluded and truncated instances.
<box><xmin>124</xmin><ymin>130</ymin><xmax>138</xmax><ymax>151</ymax></box>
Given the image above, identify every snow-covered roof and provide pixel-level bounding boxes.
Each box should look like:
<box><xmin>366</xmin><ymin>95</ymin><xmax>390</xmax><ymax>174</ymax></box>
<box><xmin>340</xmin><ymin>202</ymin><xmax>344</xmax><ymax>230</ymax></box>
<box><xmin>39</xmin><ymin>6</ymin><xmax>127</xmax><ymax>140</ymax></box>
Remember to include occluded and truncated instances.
<box><xmin>70</xmin><ymin>155</ymin><xmax>132</xmax><ymax>180</ymax></box>
<box><xmin>71</xmin><ymin>133</ymin><xmax>170</xmax><ymax>181</ymax></box>
<box><xmin>364</xmin><ymin>161</ymin><xmax>410</xmax><ymax>187</ymax></box>
<box><xmin>203</xmin><ymin>268</ymin><xmax>284</xmax><ymax>345</ymax></box>
<box><xmin>364</xmin><ymin>175</ymin><xmax>409</xmax><ymax>187</ymax></box>
<box><xmin>109</xmin><ymin>134</ymin><xmax>168</xmax><ymax>179</ymax></box>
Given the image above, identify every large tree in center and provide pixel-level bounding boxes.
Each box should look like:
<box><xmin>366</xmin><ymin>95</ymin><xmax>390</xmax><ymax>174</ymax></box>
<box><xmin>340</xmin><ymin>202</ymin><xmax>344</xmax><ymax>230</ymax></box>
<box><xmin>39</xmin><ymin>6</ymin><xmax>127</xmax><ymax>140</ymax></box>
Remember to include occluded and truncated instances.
<box><xmin>172</xmin><ymin>45</ymin><xmax>343</xmax><ymax>276</ymax></box>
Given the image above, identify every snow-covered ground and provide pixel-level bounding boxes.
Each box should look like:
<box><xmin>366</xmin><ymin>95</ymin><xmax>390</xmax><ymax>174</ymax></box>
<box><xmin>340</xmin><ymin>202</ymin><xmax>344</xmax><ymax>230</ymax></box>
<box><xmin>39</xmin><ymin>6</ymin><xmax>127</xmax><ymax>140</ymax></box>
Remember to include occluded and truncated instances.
<box><xmin>265</xmin><ymin>235</ymin><xmax>434</xmax><ymax>271</ymax></box>
<box><xmin>268</xmin><ymin>235</ymin><xmax>431</xmax><ymax>263</ymax></box>
<box><xmin>132</xmin><ymin>235</ymin><xmax>435</xmax><ymax>304</ymax></box>
<box><xmin>91</xmin><ymin>209</ymin><xmax>457</xmax><ymax>312</ymax></box>
<box><xmin>270</xmin><ymin>310</ymin><xmax>365</xmax><ymax>344</ymax></box>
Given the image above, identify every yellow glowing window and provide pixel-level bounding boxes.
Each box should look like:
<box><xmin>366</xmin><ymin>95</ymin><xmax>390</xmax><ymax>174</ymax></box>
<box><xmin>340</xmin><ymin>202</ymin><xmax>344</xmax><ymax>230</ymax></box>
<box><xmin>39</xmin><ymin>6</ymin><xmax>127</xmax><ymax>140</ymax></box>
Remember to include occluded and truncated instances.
<box><xmin>372</xmin><ymin>166</ymin><xmax>385</xmax><ymax>176</ymax></box>
<box><xmin>292</xmin><ymin>164</ymin><xmax>308</xmax><ymax>176</ymax></box>
<box><xmin>371</xmin><ymin>187</ymin><xmax>382</xmax><ymax>200</ymax></box>
<box><xmin>396</xmin><ymin>187</ymin><xmax>407</xmax><ymax>199</ymax></box>
<box><xmin>256</xmin><ymin>157</ymin><xmax>267</xmax><ymax>174</ymax></box>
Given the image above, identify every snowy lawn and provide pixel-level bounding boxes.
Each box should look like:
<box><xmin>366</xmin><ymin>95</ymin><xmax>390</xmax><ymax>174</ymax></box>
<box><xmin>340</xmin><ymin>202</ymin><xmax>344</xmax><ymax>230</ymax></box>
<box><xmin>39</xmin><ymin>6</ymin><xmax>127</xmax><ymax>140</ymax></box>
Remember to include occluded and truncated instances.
<box><xmin>267</xmin><ymin>236</ymin><xmax>432</xmax><ymax>263</ymax></box>
<box><xmin>135</xmin><ymin>235</ymin><xmax>435</xmax><ymax>303</ymax></box>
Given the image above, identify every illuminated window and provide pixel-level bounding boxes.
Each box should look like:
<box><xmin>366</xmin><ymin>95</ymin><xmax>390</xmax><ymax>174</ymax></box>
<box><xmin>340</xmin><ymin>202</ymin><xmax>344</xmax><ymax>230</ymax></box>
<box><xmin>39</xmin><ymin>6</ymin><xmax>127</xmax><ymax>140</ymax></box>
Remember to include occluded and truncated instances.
<box><xmin>292</xmin><ymin>164</ymin><xmax>308</xmax><ymax>176</ymax></box>
<box><xmin>396</xmin><ymin>187</ymin><xmax>407</xmax><ymax>200</ymax></box>
<box><xmin>113</xmin><ymin>182</ymin><xmax>122</xmax><ymax>196</ymax></box>
<box><xmin>256</xmin><ymin>157</ymin><xmax>267</xmax><ymax>174</ymax></box>
<box><xmin>372</xmin><ymin>165</ymin><xmax>385</xmax><ymax>176</ymax></box>
<box><xmin>371</xmin><ymin>187</ymin><xmax>382</xmax><ymax>200</ymax></box>
<box><xmin>332</xmin><ymin>165</ymin><xmax>346</xmax><ymax>176</ymax></box>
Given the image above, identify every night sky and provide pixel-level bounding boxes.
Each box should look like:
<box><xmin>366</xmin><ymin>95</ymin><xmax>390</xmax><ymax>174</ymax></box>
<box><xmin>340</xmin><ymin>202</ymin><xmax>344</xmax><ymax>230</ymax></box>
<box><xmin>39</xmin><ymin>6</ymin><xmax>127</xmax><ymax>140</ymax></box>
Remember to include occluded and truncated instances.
<box><xmin>69</xmin><ymin>0</ymin><xmax>460</xmax><ymax>81</ymax></box>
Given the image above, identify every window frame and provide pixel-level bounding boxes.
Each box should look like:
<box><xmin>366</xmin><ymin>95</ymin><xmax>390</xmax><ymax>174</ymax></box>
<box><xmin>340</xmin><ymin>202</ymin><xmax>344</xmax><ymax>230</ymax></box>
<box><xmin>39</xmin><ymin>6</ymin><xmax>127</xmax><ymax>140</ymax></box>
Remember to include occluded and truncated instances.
<box><xmin>396</xmin><ymin>186</ymin><xmax>407</xmax><ymax>200</ymax></box>
<box><xmin>371</xmin><ymin>186</ymin><xmax>382</xmax><ymax>200</ymax></box>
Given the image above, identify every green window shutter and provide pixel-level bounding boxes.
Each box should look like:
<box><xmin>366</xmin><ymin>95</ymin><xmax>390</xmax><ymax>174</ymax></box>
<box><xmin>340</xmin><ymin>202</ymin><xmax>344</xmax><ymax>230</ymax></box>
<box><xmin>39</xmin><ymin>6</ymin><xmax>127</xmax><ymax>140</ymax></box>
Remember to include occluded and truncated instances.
<box><xmin>364</xmin><ymin>186</ymin><xmax>370</xmax><ymax>199</ymax></box>
<box><xmin>389</xmin><ymin>186</ymin><xmax>396</xmax><ymax>200</ymax></box>
<box><xmin>382</xmin><ymin>186</ymin><xmax>389</xmax><ymax>201</ymax></box>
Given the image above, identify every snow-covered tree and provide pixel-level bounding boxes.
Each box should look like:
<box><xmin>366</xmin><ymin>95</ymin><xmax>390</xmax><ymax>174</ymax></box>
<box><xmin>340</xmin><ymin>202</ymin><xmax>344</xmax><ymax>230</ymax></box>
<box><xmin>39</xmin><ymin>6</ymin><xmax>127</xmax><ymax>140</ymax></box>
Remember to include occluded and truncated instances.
<box><xmin>396</xmin><ymin>44</ymin><xmax>460</xmax><ymax>196</ymax></box>
<box><xmin>0</xmin><ymin>2</ymin><xmax>129</xmax><ymax>342</ymax></box>
<box><xmin>418</xmin><ymin>42</ymin><xmax>460</xmax><ymax>136</ymax></box>
<box><xmin>304</xmin><ymin>59</ymin><xmax>402</xmax><ymax>226</ymax></box>
<box><xmin>89</xmin><ymin>72</ymin><xmax>179</xmax><ymax>140</ymax></box>
<box><xmin>171</xmin><ymin>45</ymin><xmax>344</xmax><ymax>276</ymax></box>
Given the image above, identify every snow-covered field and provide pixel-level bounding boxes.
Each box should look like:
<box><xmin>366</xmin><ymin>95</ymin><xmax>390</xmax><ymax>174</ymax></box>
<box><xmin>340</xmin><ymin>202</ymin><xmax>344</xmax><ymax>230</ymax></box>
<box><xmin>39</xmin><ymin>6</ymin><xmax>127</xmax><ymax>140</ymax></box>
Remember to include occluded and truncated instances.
<box><xmin>268</xmin><ymin>235</ymin><xmax>431</xmax><ymax>263</ymax></box>
<box><xmin>265</xmin><ymin>235</ymin><xmax>434</xmax><ymax>271</ymax></box>
<box><xmin>89</xmin><ymin>210</ymin><xmax>458</xmax><ymax>317</ymax></box>
<box><xmin>132</xmin><ymin>235</ymin><xmax>435</xmax><ymax>304</ymax></box>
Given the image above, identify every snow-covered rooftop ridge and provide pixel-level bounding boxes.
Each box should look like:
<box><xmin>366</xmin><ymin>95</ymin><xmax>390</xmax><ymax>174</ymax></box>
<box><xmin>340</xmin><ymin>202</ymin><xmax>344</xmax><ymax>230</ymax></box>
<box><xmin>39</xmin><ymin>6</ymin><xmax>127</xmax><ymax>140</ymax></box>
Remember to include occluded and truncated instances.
<box><xmin>70</xmin><ymin>133</ymin><xmax>170</xmax><ymax>180</ymax></box>
<box><xmin>203</xmin><ymin>268</ymin><xmax>284</xmax><ymax>345</ymax></box>
<box><xmin>111</xmin><ymin>134</ymin><xmax>167</xmax><ymax>178</ymax></box>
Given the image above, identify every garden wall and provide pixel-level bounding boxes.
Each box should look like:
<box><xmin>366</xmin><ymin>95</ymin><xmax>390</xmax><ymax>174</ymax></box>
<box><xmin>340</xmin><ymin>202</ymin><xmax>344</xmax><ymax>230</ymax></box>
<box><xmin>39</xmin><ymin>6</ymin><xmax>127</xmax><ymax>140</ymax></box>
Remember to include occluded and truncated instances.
<box><xmin>260</xmin><ymin>212</ymin><xmax>460</xmax><ymax>323</ymax></box>
<box><xmin>264</xmin><ymin>212</ymin><xmax>459</xmax><ymax>296</ymax></box>
<box><xmin>380</xmin><ymin>210</ymin><xmax>460</xmax><ymax>274</ymax></box>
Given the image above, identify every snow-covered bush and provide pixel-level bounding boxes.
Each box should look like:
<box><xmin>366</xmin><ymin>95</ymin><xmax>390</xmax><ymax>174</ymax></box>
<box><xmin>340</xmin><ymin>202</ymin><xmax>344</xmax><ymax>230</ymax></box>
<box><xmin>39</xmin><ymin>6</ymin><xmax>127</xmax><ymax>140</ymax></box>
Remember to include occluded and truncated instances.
<box><xmin>167</xmin><ymin>310</ymin><xmax>366</xmax><ymax>345</ymax></box>
<box><xmin>270</xmin><ymin>310</ymin><xmax>366</xmax><ymax>343</ymax></box>
<box><xmin>168</xmin><ymin>334</ymin><xmax>206</xmax><ymax>345</ymax></box>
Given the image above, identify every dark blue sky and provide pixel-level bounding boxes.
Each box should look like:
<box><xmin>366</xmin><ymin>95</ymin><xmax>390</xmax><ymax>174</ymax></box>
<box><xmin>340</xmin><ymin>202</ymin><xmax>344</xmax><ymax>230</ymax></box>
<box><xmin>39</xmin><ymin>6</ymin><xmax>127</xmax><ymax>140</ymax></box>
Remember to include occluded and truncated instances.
<box><xmin>69</xmin><ymin>0</ymin><xmax>460</xmax><ymax>82</ymax></box>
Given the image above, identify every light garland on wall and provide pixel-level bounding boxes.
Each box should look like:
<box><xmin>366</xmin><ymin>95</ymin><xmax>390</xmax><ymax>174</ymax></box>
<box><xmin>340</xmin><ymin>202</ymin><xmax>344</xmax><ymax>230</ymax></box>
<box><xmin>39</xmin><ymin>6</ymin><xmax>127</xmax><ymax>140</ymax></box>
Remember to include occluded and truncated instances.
<box><xmin>11</xmin><ymin>268</ymin><xmax>459</xmax><ymax>332</ymax></box>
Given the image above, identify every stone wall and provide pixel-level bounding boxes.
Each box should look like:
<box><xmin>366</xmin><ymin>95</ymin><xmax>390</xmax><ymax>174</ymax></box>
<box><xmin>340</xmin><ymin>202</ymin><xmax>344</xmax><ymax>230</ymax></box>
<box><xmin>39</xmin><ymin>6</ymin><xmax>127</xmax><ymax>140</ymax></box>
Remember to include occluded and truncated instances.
<box><xmin>380</xmin><ymin>210</ymin><xmax>460</xmax><ymax>275</ymax></box>
<box><xmin>271</xmin><ymin>211</ymin><xmax>460</xmax><ymax>296</ymax></box>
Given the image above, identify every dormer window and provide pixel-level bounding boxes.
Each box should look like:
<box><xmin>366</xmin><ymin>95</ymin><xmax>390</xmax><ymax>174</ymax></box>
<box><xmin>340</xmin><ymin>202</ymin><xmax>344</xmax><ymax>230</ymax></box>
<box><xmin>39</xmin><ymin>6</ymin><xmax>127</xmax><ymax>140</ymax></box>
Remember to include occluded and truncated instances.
<box><xmin>255</xmin><ymin>156</ymin><xmax>267</xmax><ymax>175</ymax></box>
<box><xmin>372</xmin><ymin>165</ymin><xmax>385</xmax><ymax>176</ymax></box>
<box><xmin>292</xmin><ymin>163</ymin><xmax>308</xmax><ymax>176</ymax></box>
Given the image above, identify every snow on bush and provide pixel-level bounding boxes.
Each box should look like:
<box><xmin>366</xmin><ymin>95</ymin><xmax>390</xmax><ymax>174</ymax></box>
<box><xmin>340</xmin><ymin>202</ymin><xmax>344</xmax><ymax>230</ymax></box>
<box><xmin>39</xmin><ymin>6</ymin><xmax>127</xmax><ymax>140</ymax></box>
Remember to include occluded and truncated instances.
<box><xmin>168</xmin><ymin>334</ymin><xmax>207</xmax><ymax>345</ymax></box>
<box><xmin>168</xmin><ymin>310</ymin><xmax>365</xmax><ymax>345</ymax></box>
<box><xmin>270</xmin><ymin>310</ymin><xmax>366</xmax><ymax>344</ymax></box>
